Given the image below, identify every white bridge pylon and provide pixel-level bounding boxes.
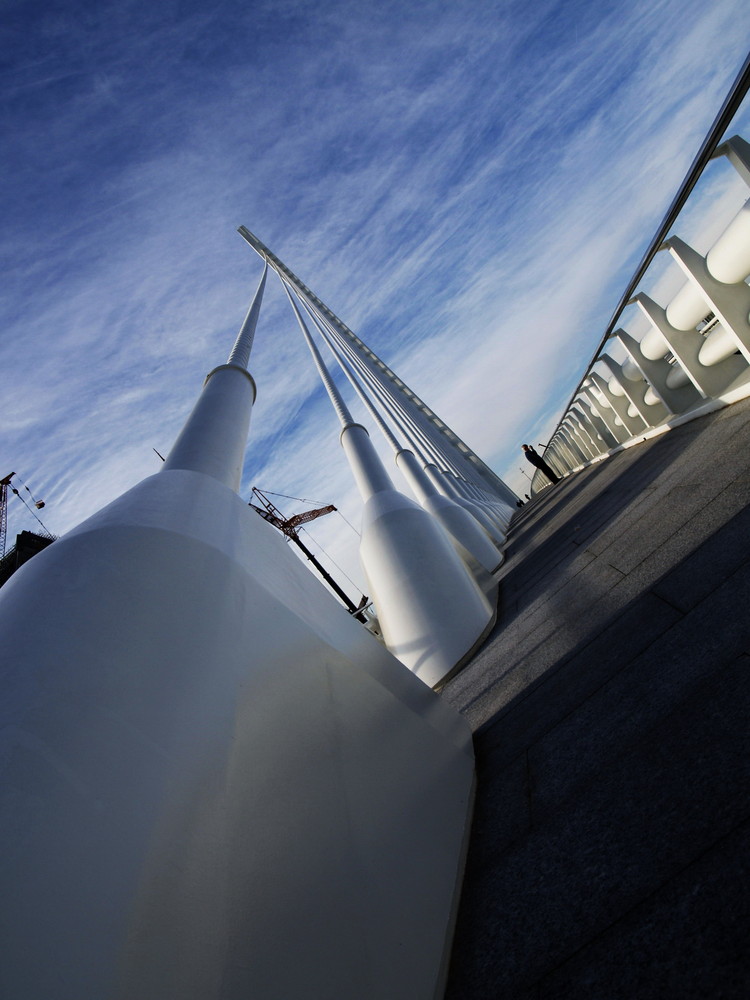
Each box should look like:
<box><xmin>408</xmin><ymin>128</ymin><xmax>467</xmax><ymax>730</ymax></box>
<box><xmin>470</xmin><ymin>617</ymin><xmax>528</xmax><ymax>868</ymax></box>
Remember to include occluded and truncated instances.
<box><xmin>238</xmin><ymin>225</ymin><xmax>519</xmax><ymax>510</ymax></box>
<box><xmin>297</xmin><ymin>293</ymin><xmax>506</xmax><ymax>581</ymax></box>
<box><xmin>0</xmin><ymin>251</ymin><xmax>480</xmax><ymax>998</ymax></box>
<box><xmin>240</xmin><ymin>231</ymin><xmax>518</xmax><ymax>681</ymax></box>
<box><xmin>278</xmin><ymin>271</ymin><xmax>496</xmax><ymax>685</ymax></box>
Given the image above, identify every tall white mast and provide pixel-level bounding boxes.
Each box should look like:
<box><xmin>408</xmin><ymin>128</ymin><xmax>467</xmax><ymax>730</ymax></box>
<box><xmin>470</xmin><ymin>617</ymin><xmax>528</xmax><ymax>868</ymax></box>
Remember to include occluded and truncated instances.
<box><xmin>237</xmin><ymin>225</ymin><xmax>519</xmax><ymax>506</ymax></box>
<box><xmin>294</xmin><ymin>291</ymin><xmax>504</xmax><ymax>580</ymax></box>
<box><xmin>164</xmin><ymin>263</ymin><xmax>267</xmax><ymax>490</ymax></box>
<box><xmin>278</xmin><ymin>273</ymin><xmax>494</xmax><ymax>684</ymax></box>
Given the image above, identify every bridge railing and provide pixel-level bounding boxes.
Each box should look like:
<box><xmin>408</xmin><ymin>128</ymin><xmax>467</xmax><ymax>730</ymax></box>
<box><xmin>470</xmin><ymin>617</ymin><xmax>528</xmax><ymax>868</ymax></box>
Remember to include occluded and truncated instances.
<box><xmin>536</xmin><ymin>56</ymin><xmax>750</xmax><ymax>492</ymax></box>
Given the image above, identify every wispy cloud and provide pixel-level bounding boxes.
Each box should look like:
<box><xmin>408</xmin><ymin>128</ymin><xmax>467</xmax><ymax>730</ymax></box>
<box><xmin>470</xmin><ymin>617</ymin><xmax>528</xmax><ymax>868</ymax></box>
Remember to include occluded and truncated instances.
<box><xmin>2</xmin><ymin>0</ymin><xmax>749</xmax><ymax>576</ymax></box>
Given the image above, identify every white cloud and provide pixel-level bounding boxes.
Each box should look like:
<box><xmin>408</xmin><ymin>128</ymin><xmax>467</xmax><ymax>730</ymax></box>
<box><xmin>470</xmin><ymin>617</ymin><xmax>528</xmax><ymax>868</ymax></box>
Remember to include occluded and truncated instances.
<box><xmin>3</xmin><ymin>0</ymin><xmax>750</xmax><ymax>587</ymax></box>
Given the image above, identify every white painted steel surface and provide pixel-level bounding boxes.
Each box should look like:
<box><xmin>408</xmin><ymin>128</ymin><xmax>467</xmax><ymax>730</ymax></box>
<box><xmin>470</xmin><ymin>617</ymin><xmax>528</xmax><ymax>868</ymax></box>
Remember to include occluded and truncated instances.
<box><xmin>424</xmin><ymin>463</ymin><xmax>507</xmax><ymax>545</ymax></box>
<box><xmin>284</xmin><ymin>280</ymin><xmax>495</xmax><ymax>685</ymax></box>
<box><xmin>163</xmin><ymin>363</ymin><xmax>256</xmax><ymax>489</ymax></box>
<box><xmin>0</xmin><ymin>469</ymin><xmax>474</xmax><ymax>999</ymax></box>
<box><xmin>339</xmin><ymin>424</ymin><xmax>495</xmax><ymax>686</ymax></box>
<box><xmin>163</xmin><ymin>266</ymin><xmax>266</xmax><ymax>491</ymax></box>
<box><xmin>356</xmin><ymin>477</ymin><xmax>494</xmax><ymax>684</ymax></box>
<box><xmin>0</xmin><ymin>258</ymin><xmax>480</xmax><ymax>998</ymax></box>
<box><xmin>394</xmin><ymin>448</ymin><xmax>503</xmax><ymax>582</ymax></box>
<box><xmin>300</xmin><ymin>304</ymin><xmax>505</xmax><ymax>581</ymax></box>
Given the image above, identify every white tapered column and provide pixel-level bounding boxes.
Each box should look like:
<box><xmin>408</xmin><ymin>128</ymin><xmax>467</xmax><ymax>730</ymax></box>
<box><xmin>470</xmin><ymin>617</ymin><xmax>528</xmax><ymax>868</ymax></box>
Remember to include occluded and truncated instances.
<box><xmin>163</xmin><ymin>265</ymin><xmax>266</xmax><ymax>489</ymax></box>
<box><xmin>301</xmin><ymin>286</ymin><xmax>516</xmax><ymax>504</ymax></box>
<box><xmin>450</xmin><ymin>473</ymin><xmax>509</xmax><ymax>531</ymax></box>
<box><xmin>0</xmin><ymin>260</ymin><xmax>482</xmax><ymax>999</ymax></box>
<box><xmin>423</xmin><ymin>463</ymin><xmax>506</xmax><ymax>544</ymax></box>
<box><xmin>463</xmin><ymin>479</ymin><xmax>513</xmax><ymax>528</ymax></box>
<box><xmin>281</xmin><ymin>278</ymin><xmax>494</xmax><ymax>686</ymax></box>
<box><xmin>301</xmin><ymin>303</ymin><xmax>504</xmax><ymax>581</ymax></box>
<box><xmin>395</xmin><ymin>448</ymin><xmax>504</xmax><ymax>580</ymax></box>
<box><xmin>314</xmin><ymin>313</ymin><xmax>509</xmax><ymax>549</ymax></box>
<box><xmin>239</xmin><ymin>224</ymin><xmax>517</xmax><ymax>505</ymax></box>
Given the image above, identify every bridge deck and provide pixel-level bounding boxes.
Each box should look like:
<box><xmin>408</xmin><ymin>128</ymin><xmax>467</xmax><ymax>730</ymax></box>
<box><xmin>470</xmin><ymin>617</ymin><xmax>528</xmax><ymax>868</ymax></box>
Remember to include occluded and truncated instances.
<box><xmin>442</xmin><ymin>396</ymin><xmax>750</xmax><ymax>999</ymax></box>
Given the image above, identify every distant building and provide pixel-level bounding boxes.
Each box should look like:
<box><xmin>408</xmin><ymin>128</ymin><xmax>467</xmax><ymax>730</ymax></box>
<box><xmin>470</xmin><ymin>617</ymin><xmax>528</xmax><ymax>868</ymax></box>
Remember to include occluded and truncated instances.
<box><xmin>0</xmin><ymin>531</ymin><xmax>55</xmax><ymax>589</ymax></box>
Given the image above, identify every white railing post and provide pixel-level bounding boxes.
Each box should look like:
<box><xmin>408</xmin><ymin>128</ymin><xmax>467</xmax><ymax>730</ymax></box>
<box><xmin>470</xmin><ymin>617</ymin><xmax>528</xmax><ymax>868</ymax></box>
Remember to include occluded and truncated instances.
<box><xmin>615</xmin><ymin>329</ymin><xmax>700</xmax><ymax>415</ymax></box>
<box><xmin>600</xmin><ymin>353</ymin><xmax>669</xmax><ymax>428</ymax></box>
<box><xmin>633</xmin><ymin>293</ymin><xmax>748</xmax><ymax>399</ymax></box>
<box><xmin>589</xmin><ymin>369</ymin><xmax>648</xmax><ymax>435</ymax></box>
<box><xmin>581</xmin><ymin>385</ymin><xmax>629</xmax><ymax>445</ymax></box>
<box><xmin>665</xmin><ymin>236</ymin><xmax>750</xmax><ymax>365</ymax></box>
<box><xmin>559</xmin><ymin>425</ymin><xmax>587</xmax><ymax>466</ymax></box>
<box><xmin>577</xmin><ymin>397</ymin><xmax>619</xmax><ymax>450</ymax></box>
<box><xmin>568</xmin><ymin>411</ymin><xmax>600</xmax><ymax>458</ymax></box>
<box><xmin>712</xmin><ymin>133</ymin><xmax>750</xmax><ymax>186</ymax></box>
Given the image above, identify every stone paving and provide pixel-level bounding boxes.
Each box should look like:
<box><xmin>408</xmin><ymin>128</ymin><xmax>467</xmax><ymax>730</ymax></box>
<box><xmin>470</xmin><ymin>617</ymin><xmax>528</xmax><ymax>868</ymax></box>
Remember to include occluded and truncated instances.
<box><xmin>442</xmin><ymin>396</ymin><xmax>750</xmax><ymax>999</ymax></box>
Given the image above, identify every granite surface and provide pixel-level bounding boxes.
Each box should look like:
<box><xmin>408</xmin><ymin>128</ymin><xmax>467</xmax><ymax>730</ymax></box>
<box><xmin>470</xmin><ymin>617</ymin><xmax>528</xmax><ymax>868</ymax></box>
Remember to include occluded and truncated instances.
<box><xmin>442</xmin><ymin>397</ymin><xmax>750</xmax><ymax>999</ymax></box>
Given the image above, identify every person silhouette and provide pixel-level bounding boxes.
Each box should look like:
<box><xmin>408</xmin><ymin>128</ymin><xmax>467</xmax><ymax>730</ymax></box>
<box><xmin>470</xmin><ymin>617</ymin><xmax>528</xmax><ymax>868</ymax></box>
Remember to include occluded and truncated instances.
<box><xmin>521</xmin><ymin>444</ymin><xmax>559</xmax><ymax>484</ymax></box>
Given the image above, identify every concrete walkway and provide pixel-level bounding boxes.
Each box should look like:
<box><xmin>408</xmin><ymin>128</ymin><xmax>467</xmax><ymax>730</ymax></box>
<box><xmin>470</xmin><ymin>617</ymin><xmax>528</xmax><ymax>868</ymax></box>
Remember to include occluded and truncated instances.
<box><xmin>442</xmin><ymin>397</ymin><xmax>750</xmax><ymax>999</ymax></box>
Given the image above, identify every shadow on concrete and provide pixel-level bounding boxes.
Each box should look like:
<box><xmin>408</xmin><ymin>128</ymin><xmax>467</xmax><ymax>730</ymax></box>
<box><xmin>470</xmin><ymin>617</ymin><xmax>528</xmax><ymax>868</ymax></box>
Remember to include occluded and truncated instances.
<box><xmin>443</xmin><ymin>401</ymin><xmax>750</xmax><ymax>999</ymax></box>
<box><xmin>475</xmin><ymin>497</ymin><xmax>750</xmax><ymax>749</ymax></box>
<box><xmin>494</xmin><ymin>424</ymin><xmax>704</xmax><ymax>617</ymax></box>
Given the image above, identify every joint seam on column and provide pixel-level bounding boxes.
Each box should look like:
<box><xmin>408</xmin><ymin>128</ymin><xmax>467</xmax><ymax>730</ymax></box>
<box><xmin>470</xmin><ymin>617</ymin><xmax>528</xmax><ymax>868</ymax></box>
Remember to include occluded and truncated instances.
<box><xmin>204</xmin><ymin>364</ymin><xmax>257</xmax><ymax>402</ymax></box>
<box><xmin>339</xmin><ymin>422</ymin><xmax>370</xmax><ymax>444</ymax></box>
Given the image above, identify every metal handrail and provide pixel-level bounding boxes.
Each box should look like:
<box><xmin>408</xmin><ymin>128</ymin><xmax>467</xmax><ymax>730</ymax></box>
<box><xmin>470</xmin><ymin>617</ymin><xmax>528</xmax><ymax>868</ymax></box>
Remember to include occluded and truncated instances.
<box><xmin>545</xmin><ymin>50</ymin><xmax>750</xmax><ymax>451</ymax></box>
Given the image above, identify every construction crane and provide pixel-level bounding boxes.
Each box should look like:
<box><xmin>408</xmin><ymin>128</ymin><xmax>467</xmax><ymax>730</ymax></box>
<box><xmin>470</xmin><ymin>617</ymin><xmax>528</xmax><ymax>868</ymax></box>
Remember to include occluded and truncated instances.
<box><xmin>1</xmin><ymin>471</ymin><xmax>50</xmax><ymax>560</ymax></box>
<box><xmin>0</xmin><ymin>473</ymin><xmax>14</xmax><ymax>559</ymax></box>
<box><xmin>249</xmin><ymin>488</ymin><xmax>369</xmax><ymax>622</ymax></box>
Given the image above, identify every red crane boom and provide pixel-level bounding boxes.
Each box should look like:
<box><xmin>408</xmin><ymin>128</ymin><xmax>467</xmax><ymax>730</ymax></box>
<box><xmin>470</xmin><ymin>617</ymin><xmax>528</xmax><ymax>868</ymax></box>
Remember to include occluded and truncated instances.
<box><xmin>249</xmin><ymin>488</ymin><xmax>368</xmax><ymax>621</ymax></box>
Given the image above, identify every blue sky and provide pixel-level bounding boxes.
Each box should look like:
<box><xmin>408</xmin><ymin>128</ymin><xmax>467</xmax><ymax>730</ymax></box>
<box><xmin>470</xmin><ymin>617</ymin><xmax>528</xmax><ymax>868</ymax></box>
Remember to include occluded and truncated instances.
<box><xmin>3</xmin><ymin>0</ymin><xmax>750</xmax><ymax>595</ymax></box>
